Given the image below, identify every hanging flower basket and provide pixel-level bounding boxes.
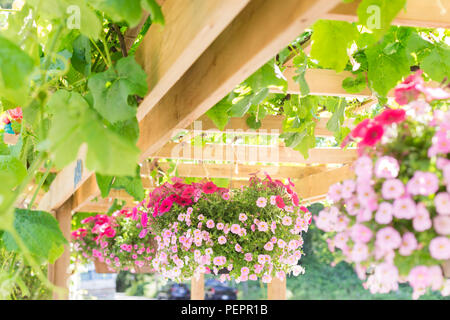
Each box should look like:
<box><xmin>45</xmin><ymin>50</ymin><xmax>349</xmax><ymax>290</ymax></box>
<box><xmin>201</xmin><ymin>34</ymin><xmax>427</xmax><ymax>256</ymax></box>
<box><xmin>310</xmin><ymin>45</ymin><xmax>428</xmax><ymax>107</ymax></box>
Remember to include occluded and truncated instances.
<box><xmin>145</xmin><ymin>175</ymin><xmax>311</xmax><ymax>283</ymax></box>
<box><xmin>72</xmin><ymin>209</ymin><xmax>157</xmax><ymax>273</ymax></box>
<box><xmin>316</xmin><ymin>71</ymin><xmax>450</xmax><ymax>299</ymax></box>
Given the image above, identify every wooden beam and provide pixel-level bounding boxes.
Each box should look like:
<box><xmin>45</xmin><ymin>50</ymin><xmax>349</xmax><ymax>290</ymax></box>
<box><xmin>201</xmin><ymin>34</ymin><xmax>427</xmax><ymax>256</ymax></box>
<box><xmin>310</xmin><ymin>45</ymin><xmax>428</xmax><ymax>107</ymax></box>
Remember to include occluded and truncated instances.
<box><xmin>191</xmin><ymin>273</ymin><xmax>205</xmax><ymax>300</ymax></box>
<box><xmin>37</xmin><ymin>146</ymin><xmax>90</xmax><ymax>212</ymax></box>
<box><xmin>324</xmin><ymin>0</ymin><xmax>450</xmax><ymax>29</ymax></box>
<box><xmin>135</xmin><ymin>0</ymin><xmax>251</xmax><ymax>121</ymax></box>
<box><xmin>267</xmin><ymin>277</ymin><xmax>286</xmax><ymax>300</ymax></box>
<box><xmin>50</xmin><ymin>198</ymin><xmax>73</xmax><ymax>300</ymax></box>
<box><xmin>296</xmin><ymin>165</ymin><xmax>354</xmax><ymax>199</ymax></box>
<box><xmin>154</xmin><ymin>142</ymin><xmax>357</xmax><ymax>164</ymax></box>
<box><xmin>137</xmin><ymin>0</ymin><xmax>343</xmax><ymax>161</ymax></box>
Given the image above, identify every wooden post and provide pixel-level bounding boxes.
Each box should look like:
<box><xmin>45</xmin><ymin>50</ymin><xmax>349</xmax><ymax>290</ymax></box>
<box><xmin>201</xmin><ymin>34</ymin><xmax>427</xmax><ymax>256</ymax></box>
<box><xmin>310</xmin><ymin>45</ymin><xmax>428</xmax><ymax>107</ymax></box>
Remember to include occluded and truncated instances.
<box><xmin>49</xmin><ymin>198</ymin><xmax>73</xmax><ymax>300</ymax></box>
<box><xmin>190</xmin><ymin>273</ymin><xmax>205</xmax><ymax>300</ymax></box>
<box><xmin>267</xmin><ymin>277</ymin><xmax>286</xmax><ymax>300</ymax></box>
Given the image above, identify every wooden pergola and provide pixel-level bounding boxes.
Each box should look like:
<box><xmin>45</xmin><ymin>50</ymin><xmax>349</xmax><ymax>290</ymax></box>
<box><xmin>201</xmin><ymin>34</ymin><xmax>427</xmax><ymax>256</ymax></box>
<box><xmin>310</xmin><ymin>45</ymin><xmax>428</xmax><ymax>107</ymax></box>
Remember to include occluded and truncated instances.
<box><xmin>23</xmin><ymin>0</ymin><xmax>450</xmax><ymax>300</ymax></box>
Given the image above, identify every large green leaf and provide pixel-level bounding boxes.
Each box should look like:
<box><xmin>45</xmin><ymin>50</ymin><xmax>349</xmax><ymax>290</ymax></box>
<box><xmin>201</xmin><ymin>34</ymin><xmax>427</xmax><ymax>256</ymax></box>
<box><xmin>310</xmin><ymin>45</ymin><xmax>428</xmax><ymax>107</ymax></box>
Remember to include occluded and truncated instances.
<box><xmin>366</xmin><ymin>39</ymin><xmax>410</xmax><ymax>97</ymax></box>
<box><xmin>88</xmin><ymin>55</ymin><xmax>148</xmax><ymax>124</ymax></box>
<box><xmin>421</xmin><ymin>44</ymin><xmax>450</xmax><ymax>83</ymax></box>
<box><xmin>245</xmin><ymin>60</ymin><xmax>287</xmax><ymax>92</ymax></box>
<box><xmin>357</xmin><ymin>0</ymin><xmax>406</xmax><ymax>40</ymax></box>
<box><xmin>0</xmin><ymin>36</ymin><xmax>35</xmax><ymax>106</ymax></box>
<box><xmin>310</xmin><ymin>20</ymin><xmax>358</xmax><ymax>73</ymax></box>
<box><xmin>46</xmin><ymin>90</ymin><xmax>140</xmax><ymax>176</ymax></box>
<box><xmin>2</xmin><ymin>209</ymin><xmax>68</xmax><ymax>264</ymax></box>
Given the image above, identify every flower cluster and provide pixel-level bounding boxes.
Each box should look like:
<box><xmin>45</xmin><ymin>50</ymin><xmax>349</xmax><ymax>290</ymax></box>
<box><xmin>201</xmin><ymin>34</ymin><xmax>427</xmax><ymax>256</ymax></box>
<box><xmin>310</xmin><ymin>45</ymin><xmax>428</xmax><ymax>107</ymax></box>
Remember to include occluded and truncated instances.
<box><xmin>317</xmin><ymin>73</ymin><xmax>450</xmax><ymax>299</ymax></box>
<box><xmin>145</xmin><ymin>175</ymin><xmax>311</xmax><ymax>283</ymax></box>
<box><xmin>72</xmin><ymin>209</ymin><xmax>156</xmax><ymax>273</ymax></box>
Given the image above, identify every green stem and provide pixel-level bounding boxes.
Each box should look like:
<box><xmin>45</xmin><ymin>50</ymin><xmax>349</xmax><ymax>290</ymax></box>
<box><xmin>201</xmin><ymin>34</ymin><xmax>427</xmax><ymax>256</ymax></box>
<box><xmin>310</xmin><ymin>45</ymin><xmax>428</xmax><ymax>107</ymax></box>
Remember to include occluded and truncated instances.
<box><xmin>28</xmin><ymin>161</ymin><xmax>53</xmax><ymax>210</ymax></box>
<box><xmin>91</xmin><ymin>37</ymin><xmax>110</xmax><ymax>68</ymax></box>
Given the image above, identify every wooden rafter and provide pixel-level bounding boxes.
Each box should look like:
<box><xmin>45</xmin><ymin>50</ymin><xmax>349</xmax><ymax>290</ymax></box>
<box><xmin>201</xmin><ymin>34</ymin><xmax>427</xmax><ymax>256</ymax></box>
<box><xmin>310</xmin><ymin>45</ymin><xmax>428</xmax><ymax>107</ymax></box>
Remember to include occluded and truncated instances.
<box><xmin>325</xmin><ymin>0</ymin><xmax>450</xmax><ymax>29</ymax></box>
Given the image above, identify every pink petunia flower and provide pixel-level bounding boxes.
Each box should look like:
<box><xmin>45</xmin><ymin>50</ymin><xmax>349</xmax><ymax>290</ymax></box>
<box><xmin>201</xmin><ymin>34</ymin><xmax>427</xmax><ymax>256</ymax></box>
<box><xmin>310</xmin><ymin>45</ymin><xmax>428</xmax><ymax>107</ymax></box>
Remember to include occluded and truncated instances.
<box><xmin>399</xmin><ymin>232</ymin><xmax>418</xmax><ymax>256</ymax></box>
<box><xmin>393</xmin><ymin>197</ymin><xmax>416</xmax><ymax>219</ymax></box>
<box><xmin>429</xmin><ymin>237</ymin><xmax>450</xmax><ymax>260</ymax></box>
<box><xmin>381</xmin><ymin>179</ymin><xmax>405</xmax><ymax>200</ymax></box>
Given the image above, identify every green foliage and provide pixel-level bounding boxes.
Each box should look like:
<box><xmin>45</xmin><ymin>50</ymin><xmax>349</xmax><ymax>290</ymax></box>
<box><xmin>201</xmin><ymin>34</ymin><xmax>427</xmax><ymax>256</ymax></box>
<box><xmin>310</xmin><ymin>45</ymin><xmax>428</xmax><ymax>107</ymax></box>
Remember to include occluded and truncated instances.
<box><xmin>421</xmin><ymin>43</ymin><xmax>450</xmax><ymax>82</ymax></box>
<box><xmin>357</xmin><ymin>0</ymin><xmax>406</xmax><ymax>40</ymax></box>
<box><xmin>96</xmin><ymin>165</ymin><xmax>145</xmax><ymax>201</ymax></box>
<box><xmin>310</xmin><ymin>20</ymin><xmax>358</xmax><ymax>72</ymax></box>
<box><xmin>2</xmin><ymin>209</ymin><xmax>67</xmax><ymax>264</ymax></box>
<box><xmin>0</xmin><ymin>35</ymin><xmax>35</xmax><ymax>105</ymax></box>
<box><xmin>0</xmin><ymin>243</ymin><xmax>51</xmax><ymax>300</ymax></box>
<box><xmin>90</xmin><ymin>0</ymin><xmax>164</xmax><ymax>28</ymax></box>
<box><xmin>366</xmin><ymin>34</ymin><xmax>411</xmax><ymax>97</ymax></box>
<box><xmin>27</xmin><ymin>0</ymin><xmax>102</xmax><ymax>39</ymax></box>
<box><xmin>88</xmin><ymin>55</ymin><xmax>148</xmax><ymax>124</ymax></box>
<box><xmin>342</xmin><ymin>73</ymin><xmax>367</xmax><ymax>94</ymax></box>
<box><xmin>46</xmin><ymin>90</ymin><xmax>140</xmax><ymax>175</ymax></box>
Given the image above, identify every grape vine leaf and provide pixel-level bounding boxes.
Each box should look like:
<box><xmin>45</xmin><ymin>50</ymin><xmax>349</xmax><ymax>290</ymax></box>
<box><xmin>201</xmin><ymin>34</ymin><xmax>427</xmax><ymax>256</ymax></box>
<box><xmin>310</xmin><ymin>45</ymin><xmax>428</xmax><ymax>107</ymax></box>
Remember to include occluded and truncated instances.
<box><xmin>365</xmin><ymin>39</ymin><xmax>411</xmax><ymax>97</ymax></box>
<box><xmin>71</xmin><ymin>35</ymin><xmax>91</xmax><ymax>77</ymax></box>
<box><xmin>95</xmin><ymin>173</ymin><xmax>114</xmax><ymax>198</ymax></box>
<box><xmin>88</xmin><ymin>55</ymin><xmax>148</xmax><ymax>124</ymax></box>
<box><xmin>0</xmin><ymin>35</ymin><xmax>35</xmax><ymax>106</ymax></box>
<box><xmin>2</xmin><ymin>209</ymin><xmax>68</xmax><ymax>264</ymax></box>
<box><xmin>90</xmin><ymin>0</ymin><xmax>164</xmax><ymax>27</ymax></box>
<box><xmin>292</xmin><ymin>51</ymin><xmax>310</xmax><ymax>96</ymax></box>
<box><xmin>326</xmin><ymin>99</ymin><xmax>347</xmax><ymax>133</ymax></box>
<box><xmin>421</xmin><ymin>44</ymin><xmax>450</xmax><ymax>83</ymax></box>
<box><xmin>206</xmin><ymin>97</ymin><xmax>232</xmax><ymax>131</ymax></box>
<box><xmin>46</xmin><ymin>90</ymin><xmax>140</xmax><ymax>176</ymax></box>
<box><xmin>357</xmin><ymin>0</ymin><xmax>407</xmax><ymax>40</ymax></box>
<box><xmin>245</xmin><ymin>60</ymin><xmax>287</xmax><ymax>92</ymax></box>
<box><xmin>96</xmin><ymin>165</ymin><xmax>145</xmax><ymax>201</ymax></box>
<box><xmin>342</xmin><ymin>73</ymin><xmax>366</xmax><ymax>94</ymax></box>
<box><xmin>310</xmin><ymin>20</ymin><xmax>358</xmax><ymax>73</ymax></box>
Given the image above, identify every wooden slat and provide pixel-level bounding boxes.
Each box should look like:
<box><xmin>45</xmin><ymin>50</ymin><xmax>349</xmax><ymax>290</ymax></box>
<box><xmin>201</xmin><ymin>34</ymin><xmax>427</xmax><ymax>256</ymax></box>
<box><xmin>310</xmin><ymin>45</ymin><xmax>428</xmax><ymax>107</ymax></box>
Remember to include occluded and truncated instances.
<box><xmin>137</xmin><ymin>0</ymin><xmax>343</xmax><ymax>161</ymax></box>
<box><xmin>135</xmin><ymin>0</ymin><xmax>251</xmax><ymax>121</ymax></box>
<box><xmin>154</xmin><ymin>142</ymin><xmax>357</xmax><ymax>164</ymax></box>
<box><xmin>38</xmin><ymin>0</ymin><xmax>249</xmax><ymax>213</ymax></box>
<box><xmin>193</xmin><ymin>114</ymin><xmax>354</xmax><ymax>137</ymax></box>
<box><xmin>153</xmin><ymin>162</ymin><xmax>327</xmax><ymax>180</ymax></box>
<box><xmin>191</xmin><ymin>273</ymin><xmax>205</xmax><ymax>300</ymax></box>
<box><xmin>279</xmin><ymin>67</ymin><xmax>395</xmax><ymax>98</ymax></box>
<box><xmin>325</xmin><ymin>0</ymin><xmax>450</xmax><ymax>29</ymax></box>
<box><xmin>267</xmin><ymin>277</ymin><xmax>286</xmax><ymax>300</ymax></box>
<box><xmin>50</xmin><ymin>198</ymin><xmax>73</xmax><ymax>300</ymax></box>
<box><xmin>296</xmin><ymin>165</ymin><xmax>354</xmax><ymax>199</ymax></box>
<box><xmin>37</xmin><ymin>146</ymin><xmax>90</xmax><ymax>212</ymax></box>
